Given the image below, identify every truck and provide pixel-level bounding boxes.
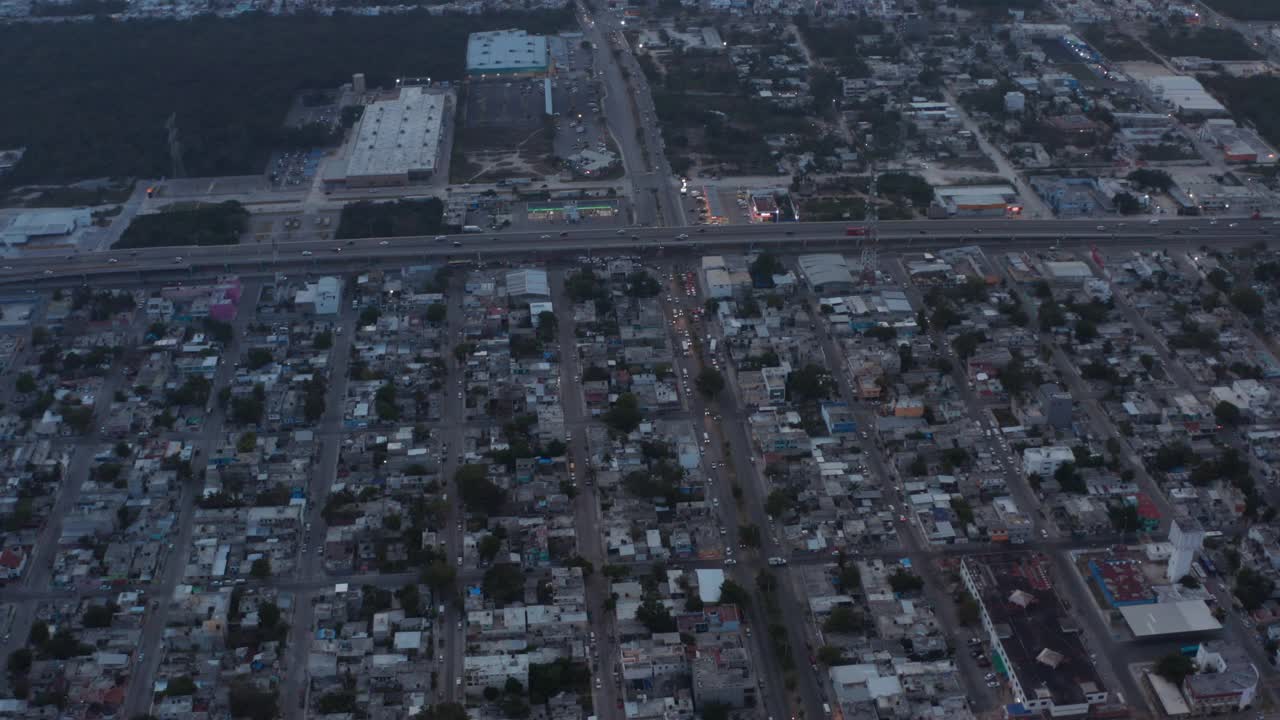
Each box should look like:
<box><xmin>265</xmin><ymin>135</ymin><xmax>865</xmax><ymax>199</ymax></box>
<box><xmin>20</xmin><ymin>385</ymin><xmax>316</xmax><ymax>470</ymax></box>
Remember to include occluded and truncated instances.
<box><xmin>845</xmin><ymin>226</ymin><xmax>868</xmax><ymax>237</ymax></box>
<box><xmin>767</xmin><ymin>557</ymin><xmax>787</xmax><ymax>566</ymax></box>
<box><xmin>462</xmin><ymin>225</ymin><xmax>482</xmax><ymax>233</ymax></box>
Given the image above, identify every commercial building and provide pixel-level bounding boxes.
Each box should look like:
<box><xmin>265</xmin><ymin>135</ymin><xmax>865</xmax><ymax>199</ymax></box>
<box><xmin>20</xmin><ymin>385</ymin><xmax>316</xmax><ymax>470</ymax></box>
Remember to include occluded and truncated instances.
<box><xmin>798</xmin><ymin>254</ymin><xmax>856</xmax><ymax>293</ymax></box>
<box><xmin>933</xmin><ymin>184</ymin><xmax>1021</xmax><ymax>217</ymax></box>
<box><xmin>296</xmin><ymin>277</ymin><xmax>343</xmax><ymax>316</ymax></box>
<box><xmin>961</xmin><ymin>554</ymin><xmax>1110</xmax><ymax>717</ymax></box>
<box><xmin>1202</xmin><ymin>120</ymin><xmax>1279</xmax><ymax>164</ymax></box>
<box><xmin>506</xmin><ymin>269</ymin><xmax>550</xmax><ymax>301</ymax></box>
<box><xmin>0</xmin><ymin>208</ymin><xmax>92</xmax><ymax>247</ymax></box>
<box><xmin>327</xmin><ymin>87</ymin><xmax>446</xmax><ymax>188</ymax></box>
<box><xmin>1143</xmin><ymin>75</ymin><xmax>1228</xmax><ymax>117</ymax></box>
<box><xmin>1183</xmin><ymin>643</ymin><xmax>1258</xmax><ymax>712</ymax></box>
<box><xmin>1022</xmin><ymin>446</ymin><xmax>1075</xmax><ymax>478</ymax></box>
<box><xmin>1118</xmin><ymin>600</ymin><xmax>1221</xmax><ymax>639</ymax></box>
<box><xmin>466</xmin><ymin>30</ymin><xmax>549</xmax><ymax>78</ymax></box>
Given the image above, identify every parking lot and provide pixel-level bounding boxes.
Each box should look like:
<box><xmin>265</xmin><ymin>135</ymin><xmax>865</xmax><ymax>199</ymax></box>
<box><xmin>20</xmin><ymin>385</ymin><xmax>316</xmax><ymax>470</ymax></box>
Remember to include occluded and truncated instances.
<box><xmin>269</xmin><ymin>149</ymin><xmax>327</xmax><ymax>190</ymax></box>
<box><xmin>464</xmin><ymin>80</ymin><xmax>545</xmax><ymax>130</ymax></box>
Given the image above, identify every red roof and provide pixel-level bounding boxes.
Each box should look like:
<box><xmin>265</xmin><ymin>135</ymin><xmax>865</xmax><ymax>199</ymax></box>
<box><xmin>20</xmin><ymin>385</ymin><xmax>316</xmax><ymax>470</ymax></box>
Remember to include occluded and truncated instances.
<box><xmin>0</xmin><ymin>549</ymin><xmax>25</xmax><ymax>569</ymax></box>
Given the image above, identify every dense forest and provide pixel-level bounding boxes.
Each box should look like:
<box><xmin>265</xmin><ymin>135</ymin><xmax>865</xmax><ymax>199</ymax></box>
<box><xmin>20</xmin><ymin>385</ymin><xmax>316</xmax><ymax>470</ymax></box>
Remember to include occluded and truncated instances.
<box><xmin>336</xmin><ymin>198</ymin><xmax>446</xmax><ymax>239</ymax></box>
<box><xmin>0</xmin><ymin>7</ymin><xmax>572</xmax><ymax>185</ymax></box>
<box><xmin>115</xmin><ymin>201</ymin><xmax>249</xmax><ymax>248</ymax></box>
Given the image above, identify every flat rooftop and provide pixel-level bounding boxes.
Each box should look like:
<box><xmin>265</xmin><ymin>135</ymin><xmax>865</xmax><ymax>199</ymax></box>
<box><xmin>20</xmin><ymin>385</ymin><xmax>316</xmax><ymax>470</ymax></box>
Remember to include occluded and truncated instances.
<box><xmin>1119</xmin><ymin>600</ymin><xmax>1222</xmax><ymax>638</ymax></box>
<box><xmin>965</xmin><ymin>554</ymin><xmax>1105</xmax><ymax>709</ymax></box>
<box><xmin>345</xmin><ymin>87</ymin><xmax>445</xmax><ymax>180</ymax></box>
<box><xmin>467</xmin><ymin>29</ymin><xmax>548</xmax><ymax>73</ymax></box>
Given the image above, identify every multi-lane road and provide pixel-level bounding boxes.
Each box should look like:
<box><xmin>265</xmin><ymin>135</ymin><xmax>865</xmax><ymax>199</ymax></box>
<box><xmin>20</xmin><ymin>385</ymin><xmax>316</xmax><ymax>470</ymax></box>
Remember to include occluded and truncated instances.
<box><xmin>1</xmin><ymin>216</ymin><xmax>1272</xmax><ymax>287</ymax></box>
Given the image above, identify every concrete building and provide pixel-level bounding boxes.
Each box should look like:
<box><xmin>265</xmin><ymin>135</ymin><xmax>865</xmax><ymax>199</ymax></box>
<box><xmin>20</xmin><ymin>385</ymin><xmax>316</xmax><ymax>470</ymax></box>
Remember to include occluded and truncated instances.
<box><xmin>797</xmin><ymin>254</ymin><xmax>856</xmax><ymax>293</ymax></box>
<box><xmin>1143</xmin><ymin>75</ymin><xmax>1228</xmax><ymax>116</ymax></box>
<box><xmin>328</xmin><ymin>87</ymin><xmax>446</xmax><ymax>188</ymax></box>
<box><xmin>295</xmin><ymin>277</ymin><xmax>342</xmax><ymax>316</ymax></box>
<box><xmin>1183</xmin><ymin>643</ymin><xmax>1258</xmax><ymax>713</ymax></box>
<box><xmin>0</xmin><ymin>208</ymin><xmax>93</xmax><ymax>247</ymax></box>
<box><xmin>690</xmin><ymin>638</ymin><xmax>757</xmax><ymax>708</ymax></box>
<box><xmin>506</xmin><ymin>269</ymin><xmax>550</xmax><ymax>301</ymax></box>
<box><xmin>962</xmin><ymin>554</ymin><xmax>1110</xmax><ymax>716</ymax></box>
<box><xmin>1039</xmin><ymin>383</ymin><xmax>1073</xmax><ymax>430</ymax></box>
<box><xmin>1022</xmin><ymin>446</ymin><xmax>1075</xmax><ymax>478</ymax></box>
<box><xmin>467</xmin><ymin>30</ymin><xmax>549</xmax><ymax>78</ymax></box>
<box><xmin>1167</xmin><ymin>516</ymin><xmax>1205</xmax><ymax>583</ymax></box>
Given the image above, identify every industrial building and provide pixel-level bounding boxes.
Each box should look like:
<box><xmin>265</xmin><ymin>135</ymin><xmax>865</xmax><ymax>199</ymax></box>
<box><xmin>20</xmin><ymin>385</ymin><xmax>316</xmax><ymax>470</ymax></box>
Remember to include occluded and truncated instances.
<box><xmin>961</xmin><ymin>554</ymin><xmax>1112</xmax><ymax>717</ymax></box>
<box><xmin>0</xmin><ymin>208</ymin><xmax>92</xmax><ymax>247</ymax></box>
<box><xmin>797</xmin><ymin>254</ymin><xmax>856</xmax><ymax>293</ymax></box>
<box><xmin>295</xmin><ymin>277</ymin><xmax>343</xmax><ymax>315</ymax></box>
<box><xmin>932</xmin><ymin>184</ymin><xmax>1021</xmax><ymax>217</ymax></box>
<box><xmin>325</xmin><ymin>87</ymin><xmax>446</xmax><ymax>189</ymax></box>
<box><xmin>1143</xmin><ymin>75</ymin><xmax>1228</xmax><ymax>117</ymax></box>
<box><xmin>466</xmin><ymin>30</ymin><xmax>549</xmax><ymax>78</ymax></box>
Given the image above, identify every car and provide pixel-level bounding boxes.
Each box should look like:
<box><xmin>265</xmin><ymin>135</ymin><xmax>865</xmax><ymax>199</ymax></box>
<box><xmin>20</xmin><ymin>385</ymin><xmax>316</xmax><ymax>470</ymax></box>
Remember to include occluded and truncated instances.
<box><xmin>379</xmin><ymin>240</ymin><xmax>389</xmax><ymax>246</ymax></box>
<box><xmin>1096</xmin><ymin>225</ymin><xmax>1105</xmax><ymax>231</ymax></box>
<box><xmin>453</xmin><ymin>241</ymin><xmax>462</xmax><ymax>247</ymax></box>
<box><xmin>173</xmin><ymin>256</ymin><xmax>183</xmax><ymax>263</ymax></box>
<box><xmin>676</xmin><ymin>233</ymin><xmax>689</xmax><ymax>240</ymax></box>
<box><xmin>560</xmin><ymin>231</ymin><xmax>570</xmax><ymax>237</ymax></box>
<box><xmin>540</xmin><ymin>234</ymin><xmax>551</xmax><ymax>240</ymax></box>
<box><xmin>984</xmin><ymin>673</ymin><xmax>996</xmax><ymax>681</ymax></box>
<box><xmin>302</xmin><ymin>250</ymin><xmax>313</xmax><ymax>256</ymax></box>
<box><xmin>1229</xmin><ymin>222</ymin><xmax>1239</xmax><ymax>228</ymax></box>
<box><xmin>724</xmin><ymin>558</ymin><xmax>737</xmax><ymax>565</ymax></box>
<box><xmin>986</xmin><ymin>681</ymin><xmax>999</xmax><ymax>688</ymax></box>
<box><xmin>456</xmin><ymin>555</ymin><xmax>463</xmax><ymax>566</ymax></box>
<box><xmin>108</xmin><ymin>258</ymin><xmax>118</xmax><ymax>264</ymax></box>
<box><xmin>434</xmin><ymin>235</ymin><xmax>448</xmax><ymax>242</ymax></box>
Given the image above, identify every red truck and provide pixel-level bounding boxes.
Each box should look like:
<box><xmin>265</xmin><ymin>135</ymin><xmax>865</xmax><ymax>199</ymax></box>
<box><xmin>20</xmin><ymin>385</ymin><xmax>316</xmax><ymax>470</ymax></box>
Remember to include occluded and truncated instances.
<box><xmin>845</xmin><ymin>226</ymin><xmax>868</xmax><ymax>237</ymax></box>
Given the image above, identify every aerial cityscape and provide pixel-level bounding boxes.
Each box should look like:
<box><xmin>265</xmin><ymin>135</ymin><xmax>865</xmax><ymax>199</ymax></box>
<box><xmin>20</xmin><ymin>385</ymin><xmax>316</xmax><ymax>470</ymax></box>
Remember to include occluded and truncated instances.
<box><xmin>2</xmin><ymin>0</ymin><xmax>1280</xmax><ymax>718</ymax></box>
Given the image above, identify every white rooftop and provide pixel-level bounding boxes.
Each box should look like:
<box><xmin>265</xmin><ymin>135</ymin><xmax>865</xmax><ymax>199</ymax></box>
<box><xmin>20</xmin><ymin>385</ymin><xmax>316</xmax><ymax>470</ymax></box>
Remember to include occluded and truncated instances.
<box><xmin>467</xmin><ymin>29</ymin><xmax>548</xmax><ymax>74</ymax></box>
<box><xmin>345</xmin><ymin>87</ymin><xmax>444</xmax><ymax>180</ymax></box>
<box><xmin>1119</xmin><ymin>600</ymin><xmax>1222</xmax><ymax>637</ymax></box>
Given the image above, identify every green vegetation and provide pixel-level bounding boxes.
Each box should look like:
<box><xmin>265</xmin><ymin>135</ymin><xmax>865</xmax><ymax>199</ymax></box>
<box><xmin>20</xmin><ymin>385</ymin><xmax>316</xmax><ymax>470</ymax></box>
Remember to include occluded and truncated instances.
<box><xmin>1082</xmin><ymin>25</ymin><xmax>1155</xmax><ymax>61</ymax></box>
<box><xmin>1154</xmin><ymin>652</ymin><xmax>1196</xmax><ymax>684</ymax></box>
<box><xmin>1201</xmin><ymin>0</ymin><xmax>1280</xmax><ymax>19</ymax></box>
<box><xmin>482</xmin><ymin>563</ymin><xmax>525</xmax><ymax>605</ymax></box>
<box><xmin>115</xmin><ymin>201</ymin><xmax>248</xmax><ymax>249</ymax></box>
<box><xmin>336</xmin><ymin>198</ymin><xmax>446</xmax><ymax>239</ymax></box>
<box><xmin>1148</xmin><ymin>26</ymin><xmax>1259</xmax><ymax>61</ymax></box>
<box><xmin>0</xmin><ymin>9</ymin><xmax>572</xmax><ymax>183</ymax></box>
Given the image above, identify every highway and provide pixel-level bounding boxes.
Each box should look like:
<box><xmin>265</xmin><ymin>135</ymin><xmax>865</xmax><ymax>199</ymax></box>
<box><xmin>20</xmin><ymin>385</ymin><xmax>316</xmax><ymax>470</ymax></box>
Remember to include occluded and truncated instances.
<box><xmin>1</xmin><ymin>216</ymin><xmax>1272</xmax><ymax>287</ymax></box>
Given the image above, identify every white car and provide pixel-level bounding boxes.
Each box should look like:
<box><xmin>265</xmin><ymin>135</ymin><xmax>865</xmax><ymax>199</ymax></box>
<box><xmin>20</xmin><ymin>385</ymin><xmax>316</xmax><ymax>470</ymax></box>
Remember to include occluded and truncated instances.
<box><xmin>379</xmin><ymin>240</ymin><xmax>389</xmax><ymax>246</ymax></box>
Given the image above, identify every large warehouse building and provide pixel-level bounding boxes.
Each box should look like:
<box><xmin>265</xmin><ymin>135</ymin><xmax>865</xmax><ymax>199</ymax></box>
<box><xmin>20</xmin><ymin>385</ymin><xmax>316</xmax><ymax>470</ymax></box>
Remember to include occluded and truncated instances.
<box><xmin>466</xmin><ymin>29</ymin><xmax>549</xmax><ymax>78</ymax></box>
<box><xmin>325</xmin><ymin>86</ymin><xmax>445</xmax><ymax>189</ymax></box>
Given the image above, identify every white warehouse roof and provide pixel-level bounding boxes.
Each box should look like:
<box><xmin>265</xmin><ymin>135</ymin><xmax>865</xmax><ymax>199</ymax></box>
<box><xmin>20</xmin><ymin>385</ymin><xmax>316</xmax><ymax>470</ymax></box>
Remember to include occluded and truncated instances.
<box><xmin>1120</xmin><ymin>600</ymin><xmax>1222</xmax><ymax>637</ymax></box>
<box><xmin>345</xmin><ymin>87</ymin><xmax>445</xmax><ymax>181</ymax></box>
<box><xmin>467</xmin><ymin>29</ymin><xmax>548</xmax><ymax>74</ymax></box>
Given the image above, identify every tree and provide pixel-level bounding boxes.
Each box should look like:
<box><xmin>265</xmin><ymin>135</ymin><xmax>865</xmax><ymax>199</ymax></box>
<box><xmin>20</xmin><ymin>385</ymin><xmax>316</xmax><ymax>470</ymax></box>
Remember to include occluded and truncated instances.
<box><xmin>823</xmin><ymin>606</ymin><xmax>865</xmax><ymax>634</ymax></box>
<box><xmin>478</xmin><ymin>534</ymin><xmax>502</xmax><ymax>562</ymax></box>
<box><xmin>787</xmin><ymin>364</ymin><xmax>832</xmax><ymax>402</ymax></box>
<box><xmin>1127</xmin><ymin>168</ymin><xmax>1173</xmax><ymax>192</ymax></box>
<box><xmin>701</xmin><ymin>702</ymin><xmax>732</xmax><ymax>720</ymax></box>
<box><xmin>14</xmin><ymin>373</ymin><xmax>35</xmax><ymax>394</ymax></box>
<box><xmin>236</xmin><ymin>432</ymin><xmax>257</xmax><ymax>454</ymax></box>
<box><xmin>957</xmin><ymin>594</ymin><xmax>981</xmax><ymax>626</ymax></box>
<box><xmin>1113</xmin><ymin>192</ymin><xmax>1142</xmax><ymax>215</ymax></box>
<box><xmin>765</xmin><ymin>489</ymin><xmax>792</xmax><ymax>518</ymax></box>
<box><xmin>1075</xmin><ymin>319</ymin><xmax>1098</xmax><ymax>344</ymax></box>
<box><xmin>1230</xmin><ymin>287</ymin><xmax>1264</xmax><ymax>317</ymax></box>
<box><xmin>83</xmin><ymin>603</ymin><xmax>115</xmax><ymax>628</ymax></box>
<box><xmin>28</xmin><ymin>621</ymin><xmax>48</xmax><ymax>647</ymax></box>
<box><xmin>1179</xmin><ymin>574</ymin><xmax>1201</xmax><ymax>589</ymax></box>
<box><xmin>1214</xmin><ymin>400</ymin><xmax>1242</xmax><ymax>426</ymax></box>
<box><xmin>250</xmin><ymin>557</ymin><xmax>271</xmax><ymax>579</ymax></box>
<box><xmin>952</xmin><ymin>331</ymin><xmax>984</xmax><ymax>360</ymax></box>
<box><xmin>7</xmin><ymin>648</ymin><xmax>31</xmax><ymax>676</ymax></box>
<box><xmin>888</xmin><ymin>570</ymin><xmax>924</xmax><ymax>594</ymax></box>
<box><xmin>1154</xmin><ymin>652</ymin><xmax>1196</xmax><ymax>684</ymax></box>
<box><xmin>635</xmin><ymin>596</ymin><xmax>676</xmax><ymax>633</ymax></box>
<box><xmin>1234</xmin><ymin>567</ymin><xmax>1275</xmax><ymax>611</ymax></box>
<box><xmin>228</xmin><ymin>682</ymin><xmax>278</xmax><ymax>720</ymax></box>
<box><xmin>696</xmin><ymin>367</ymin><xmax>725</xmax><ymax>398</ymax></box>
<box><xmin>456</xmin><ymin>464</ymin><xmax>506</xmax><ymax>515</ymax></box>
<box><xmin>1108</xmin><ymin>503</ymin><xmax>1140</xmax><ymax>532</ymax></box>
<box><xmin>421</xmin><ymin>560</ymin><xmax>456</xmax><ymax>592</ymax></box>
<box><xmin>426</xmin><ymin>303</ymin><xmax>447</xmax><ymax>323</ymax></box>
<box><xmin>738</xmin><ymin>524</ymin><xmax>761</xmax><ymax>548</ymax></box>
<box><xmin>817</xmin><ymin>645</ymin><xmax>845</xmax><ymax>666</ymax></box>
<box><xmin>603</xmin><ymin>393</ymin><xmax>642</xmax><ymax>434</ymax></box>
<box><xmin>719</xmin><ymin>579</ymin><xmax>751</xmax><ymax>607</ymax></box>
<box><xmin>482</xmin><ymin>564</ymin><xmax>526</xmax><ymax>605</ymax></box>
<box><xmin>416</xmin><ymin>703</ymin><xmax>470</xmax><ymax>720</ymax></box>
<box><xmin>1054</xmin><ymin>462</ymin><xmax>1086</xmax><ymax>494</ymax></box>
